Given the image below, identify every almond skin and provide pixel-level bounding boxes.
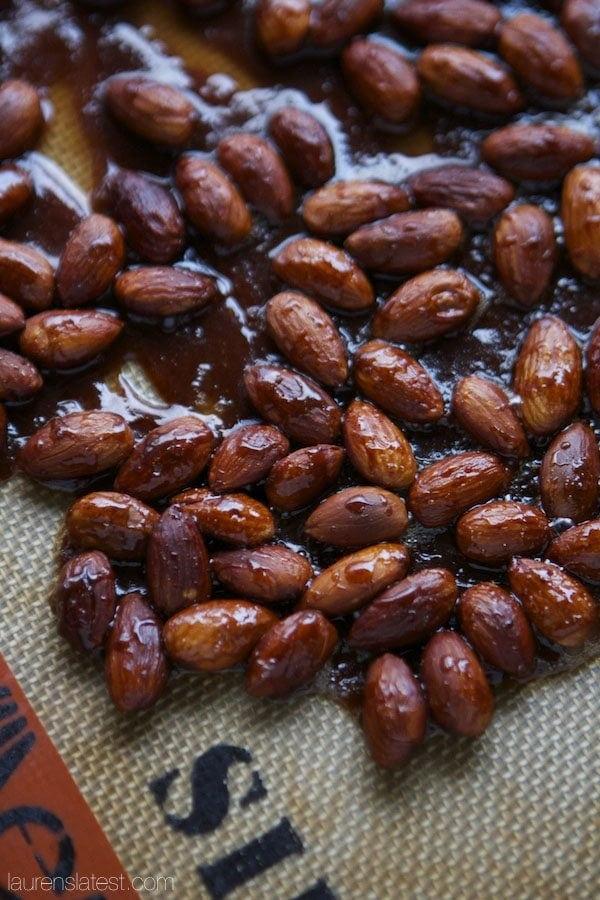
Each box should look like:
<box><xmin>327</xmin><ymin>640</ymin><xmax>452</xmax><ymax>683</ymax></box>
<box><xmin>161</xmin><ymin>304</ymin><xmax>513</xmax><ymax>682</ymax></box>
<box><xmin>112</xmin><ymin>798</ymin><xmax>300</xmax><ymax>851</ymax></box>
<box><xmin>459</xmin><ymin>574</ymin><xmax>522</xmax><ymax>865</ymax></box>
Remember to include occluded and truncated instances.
<box><xmin>212</xmin><ymin>545</ymin><xmax>313</xmax><ymax>602</ymax></box>
<box><xmin>304</xmin><ymin>486</ymin><xmax>408</xmax><ymax>548</ymax></box>
<box><xmin>363</xmin><ymin>654</ymin><xmax>427</xmax><ymax>769</ymax></box>
<box><xmin>114</xmin><ymin>416</ymin><xmax>214</xmax><ymax>501</ymax></box>
<box><xmin>208</xmin><ymin>423</ymin><xmax>289</xmax><ymax>492</ymax></box>
<box><xmin>508</xmin><ymin>558</ymin><xmax>599</xmax><ymax>647</ymax></box>
<box><xmin>269</xmin><ymin>107</ymin><xmax>334</xmax><ymax>187</ymax></box>
<box><xmin>218</xmin><ymin>133</ymin><xmax>294</xmax><ymax>222</ymax></box>
<box><xmin>175</xmin><ymin>488</ymin><xmax>275</xmax><ymax>546</ymax></box>
<box><xmin>343</xmin><ymin>398</ymin><xmax>416</xmax><ymax>490</ymax></box>
<box><xmin>105</xmin><ymin>76</ymin><xmax>196</xmax><ymax>147</ymax></box>
<box><xmin>245</xmin><ymin>610</ymin><xmax>338</xmax><ymax>698</ymax></box>
<box><xmin>452</xmin><ymin>375</ymin><xmax>529</xmax><ymax>459</ymax></box>
<box><xmin>353</xmin><ymin>339</ymin><xmax>444</xmax><ymax>424</ymax></box>
<box><xmin>114</xmin><ymin>266</ymin><xmax>219</xmax><ymax>317</ymax></box>
<box><xmin>493</xmin><ymin>204</ymin><xmax>556</xmax><ymax>306</ymax></box>
<box><xmin>458</xmin><ymin>583</ymin><xmax>535</xmax><ymax>676</ymax></box>
<box><xmin>303</xmin><ymin>181</ymin><xmax>410</xmax><ymax>237</ymax></box>
<box><xmin>373</xmin><ymin>269</ymin><xmax>480</xmax><ymax>342</ymax></box>
<box><xmin>409</xmin><ymin>451</ymin><xmax>510</xmax><ymax>528</ymax></box>
<box><xmin>349</xmin><ymin>567</ymin><xmax>458</xmax><ymax>650</ymax></box>
<box><xmin>539</xmin><ymin>421</ymin><xmax>600</xmax><ymax>522</ymax></box>
<box><xmin>0</xmin><ymin>239</ymin><xmax>54</xmax><ymax>310</ymax></box>
<box><xmin>265</xmin><ymin>444</ymin><xmax>344</xmax><ymax>511</ymax></box>
<box><xmin>147</xmin><ymin>505</ymin><xmax>211</xmax><ymax>616</ymax></box>
<box><xmin>20</xmin><ymin>310</ymin><xmax>123</xmax><ymax>370</ymax></box>
<box><xmin>56</xmin><ymin>214</ymin><xmax>125</xmax><ymax>307</ymax></box>
<box><xmin>66</xmin><ymin>491</ymin><xmax>159</xmax><ymax>561</ymax></box>
<box><xmin>105</xmin><ymin>592</ymin><xmax>169</xmax><ymax>713</ymax></box>
<box><xmin>421</xmin><ymin>631</ymin><xmax>494</xmax><ymax>737</ymax></box>
<box><xmin>0</xmin><ymin>348</ymin><xmax>42</xmax><ymax>402</ymax></box>
<box><xmin>561</xmin><ymin>0</ymin><xmax>600</xmax><ymax>69</ymax></box>
<box><xmin>481</xmin><ymin>124</ymin><xmax>595</xmax><ymax>183</ymax></box>
<box><xmin>498</xmin><ymin>13</ymin><xmax>583</xmax><ymax>100</ymax></box>
<box><xmin>256</xmin><ymin>0</ymin><xmax>311</xmax><ymax>55</ymax></box>
<box><xmin>0</xmin><ymin>164</ymin><xmax>33</xmax><ymax>224</ymax></box>
<box><xmin>273</xmin><ymin>237</ymin><xmax>374</xmax><ymax>312</ymax></box>
<box><xmin>265</xmin><ymin>291</ymin><xmax>348</xmax><ymax>388</ymax></box>
<box><xmin>345</xmin><ymin>209</ymin><xmax>463</xmax><ymax>275</ymax></box>
<box><xmin>301</xmin><ymin>542</ymin><xmax>410</xmax><ymax>615</ymax></box>
<box><xmin>0</xmin><ymin>293</ymin><xmax>25</xmax><ymax>337</ymax></box>
<box><xmin>513</xmin><ymin>315</ymin><xmax>582</xmax><ymax>437</ymax></box>
<box><xmin>562</xmin><ymin>165</ymin><xmax>600</xmax><ymax>280</ymax></box>
<box><xmin>175</xmin><ymin>156</ymin><xmax>252</xmax><ymax>245</ymax></box>
<box><xmin>409</xmin><ymin>165</ymin><xmax>514</xmax><ymax>227</ymax></box>
<box><xmin>244</xmin><ymin>362</ymin><xmax>341</xmax><ymax>445</ymax></box>
<box><xmin>342</xmin><ymin>37</ymin><xmax>420</xmax><ymax>124</ymax></box>
<box><xmin>549</xmin><ymin>520</ymin><xmax>600</xmax><ymax>583</ymax></box>
<box><xmin>456</xmin><ymin>500</ymin><xmax>550</xmax><ymax>566</ymax></box>
<box><xmin>0</xmin><ymin>80</ymin><xmax>43</xmax><ymax>159</ymax></box>
<box><xmin>309</xmin><ymin>0</ymin><xmax>383</xmax><ymax>47</ymax></box>
<box><xmin>417</xmin><ymin>44</ymin><xmax>523</xmax><ymax>114</ymax></box>
<box><xmin>586</xmin><ymin>318</ymin><xmax>600</xmax><ymax>415</ymax></box>
<box><xmin>392</xmin><ymin>0</ymin><xmax>501</xmax><ymax>46</ymax></box>
<box><xmin>53</xmin><ymin>551</ymin><xmax>116</xmax><ymax>654</ymax></box>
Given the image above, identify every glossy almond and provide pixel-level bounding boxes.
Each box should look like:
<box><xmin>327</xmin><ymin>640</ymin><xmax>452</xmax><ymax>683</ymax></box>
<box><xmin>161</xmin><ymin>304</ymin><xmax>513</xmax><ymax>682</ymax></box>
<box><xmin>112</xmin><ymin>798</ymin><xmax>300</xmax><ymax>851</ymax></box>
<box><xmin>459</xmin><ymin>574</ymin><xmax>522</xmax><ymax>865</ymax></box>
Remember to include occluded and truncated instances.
<box><xmin>175</xmin><ymin>156</ymin><xmax>252</xmax><ymax>245</ymax></box>
<box><xmin>218</xmin><ymin>133</ymin><xmax>293</xmax><ymax>222</ymax></box>
<box><xmin>19</xmin><ymin>411</ymin><xmax>134</xmax><ymax>480</ymax></box>
<box><xmin>56</xmin><ymin>214</ymin><xmax>125</xmax><ymax>306</ymax></box>
<box><xmin>459</xmin><ymin>583</ymin><xmax>535</xmax><ymax>676</ymax></box>
<box><xmin>392</xmin><ymin>0</ymin><xmax>501</xmax><ymax>46</ymax></box>
<box><xmin>53</xmin><ymin>551</ymin><xmax>116</xmax><ymax>653</ymax></box>
<box><xmin>105</xmin><ymin>76</ymin><xmax>196</xmax><ymax>146</ymax></box>
<box><xmin>301</xmin><ymin>542</ymin><xmax>410</xmax><ymax>615</ymax></box>
<box><xmin>114</xmin><ymin>416</ymin><xmax>214</xmax><ymax>501</ymax></box>
<box><xmin>147</xmin><ymin>505</ymin><xmax>211</xmax><ymax>616</ymax></box>
<box><xmin>302</xmin><ymin>180</ymin><xmax>410</xmax><ymax>236</ymax></box>
<box><xmin>549</xmin><ymin>520</ymin><xmax>600</xmax><ymax>582</ymax></box>
<box><xmin>175</xmin><ymin>488</ymin><xmax>275</xmax><ymax>546</ymax></box>
<box><xmin>508</xmin><ymin>557</ymin><xmax>599</xmax><ymax>647</ymax></box>
<box><xmin>493</xmin><ymin>204</ymin><xmax>556</xmax><ymax>306</ymax></box>
<box><xmin>373</xmin><ymin>269</ymin><xmax>480</xmax><ymax>342</ymax></box>
<box><xmin>345</xmin><ymin>209</ymin><xmax>463</xmax><ymax>275</ymax></box>
<box><xmin>309</xmin><ymin>0</ymin><xmax>383</xmax><ymax>47</ymax></box>
<box><xmin>561</xmin><ymin>0</ymin><xmax>600</xmax><ymax>69</ymax></box>
<box><xmin>562</xmin><ymin>165</ymin><xmax>600</xmax><ymax>280</ymax></box>
<box><xmin>0</xmin><ymin>348</ymin><xmax>42</xmax><ymax>402</ymax></box>
<box><xmin>354</xmin><ymin>339</ymin><xmax>444</xmax><ymax>424</ymax></box>
<box><xmin>456</xmin><ymin>500</ymin><xmax>550</xmax><ymax>565</ymax></box>
<box><xmin>499</xmin><ymin>13</ymin><xmax>583</xmax><ymax>100</ymax></box>
<box><xmin>0</xmin><ymin>239</ymin><xmax>54</xmax><ymax>310</ymax></box>
<box><xmin>409</xmin><ymin>451</ymin><xmax>509</xmax><ymax>527</ymax></box>
<box><xmin>269</xmin><ymin>107</ymin><xmax>334</xmax><ymax>187</ymax></box>
<box><xmin>540</xmin><ymin>421</ymin><xmax>600</xmax><ymax>522</ymax></box>
<box><xmin>343</xmin><ymin>399</ymin><xmax>416</xmax><ymax>490</ymax></box>
<box><xmin>363</xmin><ymin>654</ymin><xmax>427</xmax><ymax>769</ymax></box>
<box><xmin>212</xmin><ymin>545</ymin><xmax>313</xmax><ymax>602</ymax></box>
<box><xmin>20</xmin><ymin>310</ymin><xmax>123</xmax><ymax>370</ymax></box>
<box><xmin>0</xmin><ymin>80</ymin><xmax>43</xmax><ymax>159</ymax></box>
<box><xmin>349</xmin><ymin>567</ymin><xmax>458</xmax><ymax>650</ymax></box>
<box><xmin>66</xmin><ymin>491</ymin><xmax>159</xmax><ymax>561</ymax></box>
<box><xmin>513</xmin><ymin>316</ymin><xmax>582</xmax><ymax>436</ymax></box>
<box><xmin>273</xmin><ymin>237</ymin><xmax>374</xmax><ymax>311</ymax></box>
<box><xmin>0</xmin><ymin>164</ymin><xmax>33</xmax><ymax>223</ymax></box>
<box><xmin>409</xmin><ymin>165</ymin><xmax>514</xmax><ymax>226</ymax></box>
<box><xmin>246</xmin><ymin>610</ymin><xmax>337</xmax><ymax>698</ymax></box>
<box><xmin>265</xmin><ymin>291</ymin><xmax>348</xmax><ymax>388</ymax></box>
<box><xmin>0</xmin><ymin>293</ymin><xmax>25</xmax><ymax>337</ymax></box>
<box><xmin>265</xmin><ymin>444</ymin><xmax>345</xmax><ymax>511</ymax></box>
<box><xmin>256</xmin><ymin>0</ymin><xmax>310</xmax><ymax>55</ymax></box>
<box><xmin>452</xmin><ymin>375</ymin><xmax>529</xmax><ymax>458</ymax></box>
<box><xmin>417</xmin><ymin>44</ymin><xmax>523</xmax><ymax>114</ymax></box>
<box><xmin>586</xmin><ymin>319</ymin><xmax>600</xmax><ymax>415</ymax></box>
<box><xmin>114</xmin><ymin>266</ymin><xmax>218</xmax><ymax>317</ymax></box>
<box><xmin>244</xmin><ymin>362</ymin><xmax>341</xmax><ymax>445</ymax></box>
<box><xmin>208</xmin><ymin>423</ymin><xmax>289</xmax><ymax>492</ymax></box>
<box><xmin>342</xmin><ymin>37</ymin><xmax>420</xmax><ymax>124</ymax></box>
<box><xmin>421</xmin><ymin>631</ymin><xmax>494</xmax><ymax>737</ymax></box>
<box><xmin>304</xmin><ymin>486</ymin><xmax>408</xmax><ymax>548</ymax></box>
<box><xmin>481</xmin><ymin>124</ymin><xmax>595</xmax><ymax>183</ymax></box>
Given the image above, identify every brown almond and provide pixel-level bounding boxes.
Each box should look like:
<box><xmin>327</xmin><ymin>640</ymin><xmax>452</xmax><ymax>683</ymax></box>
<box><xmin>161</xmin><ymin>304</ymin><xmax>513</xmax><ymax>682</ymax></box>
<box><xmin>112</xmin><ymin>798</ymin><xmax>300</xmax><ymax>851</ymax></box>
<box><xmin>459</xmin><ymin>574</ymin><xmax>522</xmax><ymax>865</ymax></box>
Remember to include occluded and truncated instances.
<box><xmin>218</xmin><ymin>133</ymin><xmax>294</xmax><ymax>222</ymax></box>
<box><xmin>513</xmin><ymin>315</ymin><xmax>582</xmax><ymax>436</ymax></box>
<box><xmin>0</xmin><ymin>80</ymin><xmax>43</xmax><ymax>159</ymax></box>
<box><xmin>459</xmin><ymin>583</ymin><xmax>535</xmax><ymax>676</ymax></box>
<box><xmin>452</xmin><ymin>375</ymin><xmax>529</xmax><ymax>458</ymax></box>
<box><xmin>302</xmin><ymin>180</ymin><xmax>410</xmax><ymax>236</ymax></box>
<box><xmin>20</xmin><ymin>310</ymin><xmax>123</xmax><ymax>370</ymax></box>
<box><xmin>301</xmin><ymin>542</ymin><xmax>410</xmax><ymax>615</ymax></box>
<box><xmin>256</xmin><ymin>0</ymin><xmax>311</xmax><ymax>55</ymax></box>
<box><xmin>269</xmin><ymin>107</ymin><xmax>334</xmax><ymax>187</ymax></box>
<box><xmin>212</xmin><ymin>545</ymin><xmax>313</xmax><ymax>602</ymax></box>
<box><xmin>508</xmin><ymin>557</ymin><xmax>599</xmax><ymax>647</ymax></box>
<box><xmin>561</xmin><ymin>0</ymin><xmax>600</xmax><ymax>69</ymax></box>
<box><xmin>392</xmin><ymin>0</ymin><xmax>501</xmax><ymax>46</ymax></box>
<box><xmin>363</xmin><ymin>655</ymin><xmax>427</xmax><ymax>769</ymax></box>
<box><xmin>0</xmin><ymin>293</ymin><xmax>25</xmax><ymax>337</ymax></box>
<box><xmin>342</xmin><ymin>37</ymin><xmax>420</xmax><ymax>124</ymax></box>
<box><xmin>354</xmin><ymin>339</ymin><xmax>444</xmax><ymax>424</ymax></box>
<box><xmin>0</xmin><ymin>348</ymin><xmax>42</xmax><ymax>402</ymax></box>
<box><xmin>266</xmin><ymin>291</ymin><xmax>348</xmax><ymax>388</ymax></box>
<box><xmin>349</xmin><ymin>567</ymin><xmax>458</xmax><ymax>650</ymax></box>
<box><xmin>305</xmin><ymin>485</ymin><xmax>408</xmax><ymax>548</ymax></box>
<box><xmin>114</xmin><ymin>266</ymin><xmax>218</xmax><ymax>317</ymax></box>
<box><xmin>409</xmin><ymin>165</ymin><xmax>514</xmax><ymax>226</ymax></box>
<box><xmin>147</xmin><ymin>505</ymin><xmax>211</xmax><ymax>616</ymax></box>
<box><xmin>548</xmin><ymin>520</ymin><xmax>600</xmax><ymax>583</ymax></box>
<box><xmin>246</xmin><ymin>610</ymin><xmax>338</xmax><ymax>697</ymax></box>
<box><xmin>456</xmin><ymin>500</ymin><xmax>550</xmax><ymax>565</ymax></box>
<box><xmin>265</xmin><ymin>444</ymin><xmax>344</xmax><ymax>511</ymax></box>
<box><xmin>53</xmin><ymin>551</ymin><xmax>116</xmax><ymax>654</ymax></box>
<box><xmin>66</xmin><ymin>491</ymin><xmax>159</xmax><ymax>561</ymax></box>
<box><xmin>105</xmin><ymin>592</ymin><xmax>169</xmax><ymax>713</ymax></box>
<box><xmin>481</xmin><ymin>124</ymin><xmax>595</xmax><ymax>183</ymax></box>
<box><xmin>208</xmin><ymin>423</ymin><xmax>289</xmax><ymax>492</ymax></box>
<box><xmin>345</xmin><ymin>209</ymin><xmax>463</xmax><ymax>275</ymax></box>
<box><xmin>309</xmin><ymin>0</ymin><xmax>383</xmax><ymax>47</ymax></box>
<box><xmin>0</xmin><ymin>238</ymin><xmax>54</xmax><ymax>310</ymax></box>
<box><xmin>540</xmin><ymin>421</ymin><xmax>600</xmax><ymax>522</ymax></box>
<box><xmin>421</xmin><ymin>630</ymin><xmax>494</xmax><ymax>736</ymax></box>
<box><xmin>417</xmin><ymin>44</ymin><xmax>523</xmax><ymax>113</ymax></box>
<box><xmin>562</xmin><ymin>164</ymin><xmax>600</xmax><ymax>280</ymax></box>
<box><xmin>273</xmin><ymin>237</ymin><xmax>374</xmax><ymax>311</ymax></box>
<box><xmin>493</xmin><ymin>204</ymin><xmax>556</xmax><ymax>306</ymax></box>
<box><xmin>343</xmin><ymin>398</ymin><xmax>416</xmax><ymax>490</ymax></box>
<box><xmin>499</xmin><ymin>13</ymin><xmax>583</xmax><ymax>100</ymax></box>
<box><xmin>176</xmin><ymin>156</ymin><xmax>252</xmax><ymax>245</ymax></box>
<box><xmin>409</xmin><ymin>451</ymin><xmax>510</xmax><ymax>527</ymax></box>
<box><xmin>105</xmin><ymin>76</ymin><xmax>196</xmax><ymax>147</ymax></box>
<box><xmin>56</xmin><ymin>214</ymin><xmax>125</xmax><ymax>307</ymax></box>
<box><xmin>175</xmin><ymin>488</ymin><xmax>275</xmax><ymax>546</ymax></box>
<box><xmin>586</xmin><ymin>318</ymin><xmax>600</xmax><ymax>415</ymax></box>
<box><xmin>0</xmin><ymin>164</ymin><xmax>33</xmax><ymax>224</ymax></box>
<box><xmin>19</xmin><ymin>411</ymin><xmax>134</xmax><ymax>480</ymax></box>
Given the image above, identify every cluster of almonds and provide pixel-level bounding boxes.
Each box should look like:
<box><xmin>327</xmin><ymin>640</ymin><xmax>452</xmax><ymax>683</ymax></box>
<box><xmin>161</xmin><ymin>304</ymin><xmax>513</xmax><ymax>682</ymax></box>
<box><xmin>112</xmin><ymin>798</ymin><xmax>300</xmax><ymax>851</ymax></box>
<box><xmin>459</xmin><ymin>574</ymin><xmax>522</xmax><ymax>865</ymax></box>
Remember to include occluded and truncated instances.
<box><xmin>1</xmin><ymin>0</ymin><xmax>599</xmax><ymax>769</ymax></box>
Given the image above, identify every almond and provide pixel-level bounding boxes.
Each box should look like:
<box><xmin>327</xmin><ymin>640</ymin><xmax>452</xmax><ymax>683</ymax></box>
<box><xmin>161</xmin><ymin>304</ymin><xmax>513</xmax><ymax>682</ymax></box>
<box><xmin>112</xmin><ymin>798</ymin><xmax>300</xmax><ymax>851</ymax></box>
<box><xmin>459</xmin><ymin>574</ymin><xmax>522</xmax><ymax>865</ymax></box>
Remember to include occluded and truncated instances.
<box><xmin>175</xmin><ymin>488</ymin><xmax>276</xmax><ymax>546</ymax></box>
<box><xmin>0</xmin><ymin>348</ymin><xmax>42</xmax><ymax>402</ymax></box>
<box><xmin>562</xmin><ymin>164</ymin><xmax>600</xmax><ymax>280</ymax></box>
<box><xmin>114</xmin><ymin>266</ymin><xmax>219</xmax><ymax>317</ymax></box>
<box><xmin>269</xmin><ymin>107</ymin><xmax>334</xmax><ymax>187</ymax></box>
<box><xmin>114</xmin><ymin>415</ymin><xmax>214</xmax><ymax>501</ymax></box>
<box><xmin>244</xmin><ymin>362</ymin><xmax>341</xmax><ymax>445</ymax></box>
<box><xmin>493</xmin><ymin>204</ymin><xmax>556</xmax><ymax>306</ymax></box>
<box><xmin>345</xmin><ymin>209</ymin><xmax>463</xmax><ymax>274</ymax></box>
<box><xmin>373</xmin><ymin>268</ymin><xmax>480</xmax><ymax>342</ymax></box>
<box><xmin>218</xmin><ymin>133</ymin><xmax>294</xmax><ymax>222</ymax></box>
<box><xmin>498</xmin><ymin>13</ymin><xmax>583</xmax><ymax>100</ymax></box>
<box><xmin>208</xmin><ymin>423</ymin><xmax>289</xmax><ymax>492</ymax></box>
<box><xmin>353</xmin><ymin>339</ymin><xmax>444</xmax><ymax>424</ymax></box>
<box><xmin>265</xmin><ymin>291</ymin><xmax>348</xmax><ymax>388</ymax></box>
<box><xmin>105</xmin><ymin>75</ymin><xmax>196</xmax><ymax>147</ymax></box>
<box><xmin>561</xmin><ymin>0</ymin><xmax>600</xmax><ymax>69</ymax></box>
<box><xmin>256</xmin><ymin>0</ymin><xmax>310</xmax><ymax>55</ymax></box>
<box><xmin>273</xmin><ymin>237</ymin><xmax>374</xmax><ymax>311</ymax></box>
<box><xmin>176</xmin><ymin>156</ymin><xmax>252</xmax><ymax>245</ymax></box>
<box><xmin>458</xmin><ymin>583</ymin><xmax>535</xmax><ymax>676</ymax></box>
<box><xmin>309</xmin><ymin>0</ymin><xmax>383</xmax><ymax>47</ymax></box>
<box><xmin>508</xmin><ymin>557</ymin><xmax>599</xmax><ymax>647</ymax></box>
<box><xmin>245</xmin><ymin>610</ymin><xmax>338</xmax><ymax>697</ymax></box>
<box><xmin>513</xmin><ymin>315</ymin><xmax>582</xmax><ymax>436</ymax></box>
<box><xmin>481</xmin><ymin>124</ymin><xmax>595</xmax><ymax>182</ymax></box>
<box><xmin>363</xmin><ymin>654</ymin><xmax>427</xmax><ymax>769</ymax></box>
<box><xmin>147</xmin><ymin>505</ymin><xmax>211</xmax><ymax>616</ymax></box>
<box><xmin>304</xmin><ymin>485</ymin><xmax>408</xmax><ymax>548</ymax></box>
<box><xmin>548</xmin><ymin>520</ymin><xmax>600</xmax><ymax>583</ymax></box>
<box><xmin>421</xmin><ymin>631</ymin><xmax>494</xmax><ymax>737</ymax></box>
<box><xmin>105</xmin><ymin>592</ymin><xmax>169</xmax><ymax>713</ymax></box>
<box><xmin>0</xmin><ymin>238</ymin><xmax>54</xmax><ymax>310</ymax></box>
<box><xmin>452</xmin><ymin>375</ymin><xmax>529</xmax><ymax>458</ymax></box>
<box><xmin>586</xmin><ymin>318</ymin><xmax>600</xmax><ymax>414</ymax></box>
<box><xmin>0</xmin><ymin>80</ymin><xmax>43</xmax><ymax>159</ymax></box>
<box><xmin>456</xmin><ymin>500</ymin><xmax>550</xmax><ymax>565</ymax></box>
<box><xmin>417</xmin><ymin>44</ymin><xmax>523</xmax><ymax>114</ymax></box>
<box><xmin>343</xmin><ymin>398</ymin><xmax>416</xmax><ymax>489</ymax></box>
<box><xmin>409</xmin><ymin>165</ymin><xmax>514</xmax><ymax>226</ymax></box>
<box><xmin>66</xmin><ymin>491</ymin><xmax>159</xmax><ymax>561</ymax></box>
<box><xmin>408</xmin><ymin>451</ymin><xmax>510</xmax><ymax>527</ymax></box>
<box><xmin>341</xmin><ymin>37</ymin><xmax>420</xmax><ymax>124</ymax></box>
<box><xmin>302</xmin><ymin>180</ymin><xmax>410</xmax><ymax>236</ymax></box>
<box><xmin>20</xmin><ymin>310</ymin><xmax>123</xmax><ymax>370</ymax></box>
<box><xmin>265</xmin><ymin>444</ymin><xmax>344</xmax><ymax>511</ymax></box>
<box><xmin>53</xmin><ymin>551</ymin><xmax>116</xmax><ymax>654</ymax></box>
<box><xmin>392</xmin><ymin>0</ymin><xmax>501</xmax><ymax>46</ymax></box>
<box><xmin>212</xmin><ymin>545</ymin><xmax>313</xmax><ymax>602</ymax></box>
<box><xmin>19</xmin><ymin>411</ymin><xmax>134</xmax><ymax>480</ymax></box>
<box><xmin>56</xmin><ymin>214</ymin><xmax>125</xmax><ymax>307</ymax></box>
<box><xmin>301</xmin><ymin>542</ymin><xmax>410</xmax><ymax>615</ymax></box>
<box><xmin>0</xmin><ymin>294</ymin><xmax>25</xmax><ymax>337</ymax></box>
<box><xmin>0</xmin><ymin>164</ymin><xmax>33</xmax><ymax>224</ymax></box>
<box><xmin>539</xmin><ymin>421</ymin><xmax>600</xmax><ymax>522</ymax></box>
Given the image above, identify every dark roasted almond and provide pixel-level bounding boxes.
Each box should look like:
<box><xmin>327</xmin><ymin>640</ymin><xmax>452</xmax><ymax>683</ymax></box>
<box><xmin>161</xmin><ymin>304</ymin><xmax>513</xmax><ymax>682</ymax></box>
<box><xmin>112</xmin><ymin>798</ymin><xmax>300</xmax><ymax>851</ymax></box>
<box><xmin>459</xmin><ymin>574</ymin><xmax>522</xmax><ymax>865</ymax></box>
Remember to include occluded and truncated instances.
<box><xmin>304</xmin><ymin>485</ymin><xmax>408</xmax><ymax>548</ymax></box>
<box><xmin>499</xmin><ymin>13</ymin><xmax>583</xmax><ymax>100</ymax></box>
<box><xmin>343</xmin><ymin>398</ymin><xmax>416</xmax><ymax>489</ymax></box>
<box><xmin>208</xmin><ymin>423</ymin><xmax>289</xmax><ymax>492</ymax></box>
<box><xmin>540</xmin><ymin>421</ymin><xmax>600</xmax><ymax>522</ymax></box>
<box><xmin>175</xmin><ymin>488</ymin><xmax>276</xmax><ymax>546</ymax></box>
<box><xmin>0</xmin><ymin>348</ymin><xmax>42</xmax><ymax>402</ymax></box>
<box><xmin>218</xmin><ymin>133</ymin><xmax>294</xmax><ymax>222</ymax></box>
<box><xmin>0</xmin><ymin>238</ymin><xmax>54</xmax><ymax>310</ymax></box>
<box><xmin>66</xmin><ymin>491</ymin><xmax>159</xmax><ymax>561</ymax></box>
<box><xmin>114</xmin><ymin>266</ymin><xmax>218</xmax><ymax>317</ymax></box>
<box><xmin>342</xmin><ymin>37</ymin><xmax>420</xmax><ymax>124</ymax></box>
<box><xmin>0</xmin><ymin>80</ymin><xmax>43</xmax><ymax>159</ymax></box>
<box><xmin>309</xmin><ymin>0</ymin><xmax>383</xmax><ymax>47</ymax></box>
<box><xmin>548</xmin><ymin>520</ymin><xmax>600</xmax><ymax>583</ymax></box>
<box><xmin>456</xmin><ymin>500</ymin><xmax>550</xmax><ymax>565</ymax></box>
<box><xmin>105</xmin><ymin>75</ymin><xmax>196</xmax><ymax>146</ymax></box>
<box><xmin>265</xmin><ymin>444</ymin><xmax>344</xmax><ymax>510</ymax></box>
<box><xmin>212</xmin><ymin>545</ymin><xmax>313</xmax><ymax>602</ymax></box>
<box><xmin>0</xmin><ymin>293</ymin><xmax>25</xmax><ymax>337</ymax></box>
<box><xmin>392</xmin><ymin>0</ymin><xmax>501</xmax><ymax>46</ymax></box>
<box><xmin>452</xmin><ymin>375</ymin><xmax>529</xmax><ymax>458</ymax></box>
<box><xmin>176</xmin><ymin>156</ymin><xmax>252</xmax><ymax>245</ymax></box>
<box><xmin>562</xmin><ymin>164</ymin><xmax>600</xmax><ymax>280</ymax></box>
<box><xmin>409</xmin><ymin>165</ymin><xmax>514</xmax><ymax>226</ymax></box>
<box><xmin>256</xmin><ymin>0</ymin><xmax>311</xmax><ymax>55</ymax></box>
<box><xmin>561</xmin><ymin>0</ymin><xmax>600</xmax><ymax>69</ymax></box>
<box><xmin>481</xmin><ymin>124</ymin><xmax>595</xmax><ymax>182</ymax></box>
<box><xmin>493</xmin><ymin>204</ymin><xmax>556</xmax><ymax>306</ymax></box>
<box><xmin>586</xmin><ymin>318</ymin><xmax>600</xmax><ymax>415</ymax></box>
<box><xmin>417</xmin><ymin>44</ymin><xmax>523</xmax><ymax>114</ymax></box>
<box><xmin>459</xmin><ymin>583</ymin><xmax>535</xmax><ymax>676</ymax></box>
<box><xmin>0</xmin><ymin>164</ymin><xmax>33</xmax><ymax>223</ymax></box>
<box><xmin>56</xmin><ymin>214</ymin><xmax>125</xmax><ymax>307</ymax></box>
<box><xmin>53</xmin><ymin>550</ymin><xmax>116</xmax><ymax>653</ymax></box>
<box><xmin>302</xmin><ymin>180</ymin><xmax>410</xmax><ymax>236</ymax></box>
<box><xmin>147</xmin><ymin>505</ymin><xmax>211</xmax><ymax>616</ymax></box>
<box><xmin>20</xmin><ymin>310</ymin><xmax>123</xmax><ymax>370</ymax></box>
<box><xmin>269</xmin><ymin>107</ymin><xmax>334</xmax><ymax>187</ymax></box>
